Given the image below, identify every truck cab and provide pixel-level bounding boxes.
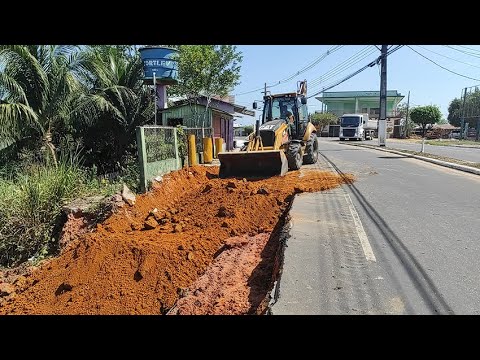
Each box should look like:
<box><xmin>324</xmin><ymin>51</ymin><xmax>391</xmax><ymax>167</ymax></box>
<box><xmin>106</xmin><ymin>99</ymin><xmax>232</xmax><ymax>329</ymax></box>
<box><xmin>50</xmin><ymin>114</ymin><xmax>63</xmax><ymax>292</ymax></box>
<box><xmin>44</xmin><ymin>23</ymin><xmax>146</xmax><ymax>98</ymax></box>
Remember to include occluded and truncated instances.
<box><xmin>339</xmin><ymin>113</ymin><xmax>376</xmax><ymax>141</ymax></box>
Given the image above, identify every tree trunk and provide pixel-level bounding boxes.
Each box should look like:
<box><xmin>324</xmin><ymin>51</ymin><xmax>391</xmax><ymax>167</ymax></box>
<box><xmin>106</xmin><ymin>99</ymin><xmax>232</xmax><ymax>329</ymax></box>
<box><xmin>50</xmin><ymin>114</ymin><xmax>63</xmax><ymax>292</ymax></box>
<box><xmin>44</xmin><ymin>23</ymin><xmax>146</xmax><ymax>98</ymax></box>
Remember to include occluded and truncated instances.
<box><xmin>44</xmin><ymin>129</ymin><xmax>58</xmax><ymax>168</ymax></box>
<box><xmin>46</xmin><ymin>141</ymin><xmax>58</xmax><ymax>168</ymax></box>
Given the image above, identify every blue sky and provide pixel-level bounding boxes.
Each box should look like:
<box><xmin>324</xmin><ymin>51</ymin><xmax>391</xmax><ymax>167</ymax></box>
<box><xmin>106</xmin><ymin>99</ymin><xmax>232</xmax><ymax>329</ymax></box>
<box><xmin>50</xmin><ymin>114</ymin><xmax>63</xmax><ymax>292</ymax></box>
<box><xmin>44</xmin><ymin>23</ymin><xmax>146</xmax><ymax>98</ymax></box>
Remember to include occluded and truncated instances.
<box><xmin>232</xmin><ymin>45</ymin><xmax>480</xmax><ymax>126</ymax></box>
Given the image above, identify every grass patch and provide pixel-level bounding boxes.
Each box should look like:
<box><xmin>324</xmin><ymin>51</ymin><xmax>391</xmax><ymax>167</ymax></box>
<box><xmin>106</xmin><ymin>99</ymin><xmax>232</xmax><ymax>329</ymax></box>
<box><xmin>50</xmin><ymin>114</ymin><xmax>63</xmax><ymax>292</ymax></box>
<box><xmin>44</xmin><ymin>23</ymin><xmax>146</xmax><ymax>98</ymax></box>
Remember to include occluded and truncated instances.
<box><xmin>0</xmin><ymin>160</ymin><xmax>129</xmax><ymax>268</ymax></box>
<box><xmin>425</xmin><ymin>139</ymin><xmax>480</xmax><ymax>147</ymax></box>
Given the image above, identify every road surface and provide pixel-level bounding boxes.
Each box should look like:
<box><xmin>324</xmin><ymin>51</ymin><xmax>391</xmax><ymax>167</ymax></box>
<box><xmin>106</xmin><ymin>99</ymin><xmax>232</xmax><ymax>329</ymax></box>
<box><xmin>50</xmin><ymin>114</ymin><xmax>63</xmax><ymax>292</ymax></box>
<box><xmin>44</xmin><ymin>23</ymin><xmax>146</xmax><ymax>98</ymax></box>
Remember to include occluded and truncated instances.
<box><xmin>272</xmin><ymin>138</ymin><xmax>480</xmax><ymax>315</ymax></box>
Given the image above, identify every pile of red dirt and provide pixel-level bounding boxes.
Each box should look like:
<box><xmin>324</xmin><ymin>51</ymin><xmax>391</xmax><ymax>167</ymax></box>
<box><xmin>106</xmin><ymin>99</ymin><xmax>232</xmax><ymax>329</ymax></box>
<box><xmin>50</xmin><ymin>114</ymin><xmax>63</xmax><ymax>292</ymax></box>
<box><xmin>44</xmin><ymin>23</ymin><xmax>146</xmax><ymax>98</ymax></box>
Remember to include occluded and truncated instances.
<box><xmin>169</xmin><ymin>233</ymin><xmax>274</xmax><ymax>315</ymax></box>
<box><xmin>0</xmin><ymin>166</ymin><xmax>353</xmax><ymax>315</ymax></box>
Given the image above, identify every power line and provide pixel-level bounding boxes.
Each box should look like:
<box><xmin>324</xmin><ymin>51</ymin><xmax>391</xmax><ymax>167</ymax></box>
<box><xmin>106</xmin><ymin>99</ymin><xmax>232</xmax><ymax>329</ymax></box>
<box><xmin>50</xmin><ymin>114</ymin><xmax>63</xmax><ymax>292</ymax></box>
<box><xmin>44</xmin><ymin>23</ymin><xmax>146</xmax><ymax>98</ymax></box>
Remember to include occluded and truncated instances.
<box><xmin>307</xmin><ymin>45</ymin><xmax>404</xmax><ymax>99</ymax></box>
<box><xmin>443</xmin><ymin>45</ymin><xmax>480</xmax><ymax>59</ymax></box>
<box><xmin>308</xmin><ymin>46</ymin><xmax>377</xmax><ymax>89</ymax></box>
<box><xmin>457</xmin><ymin>45</ymin><xmax>480</xmax><ymax>54</ymax></box>
<box><xmin>309</xmin><ymin>45</ymin><xmax>374</xmax><ymax>86</ymax></box>
<box><xmin>277</xmin><ymin>45</ymin><xmax>343</xmax><ymax>83</ymax></box>
<box><xmin>408</xmin><ymin>46</ymin><xmax>480</xmax><ymax>82</ymax></box>
<box><xmin>416</xmin><ymin>45</ymin><xmax>480</xmax><ymax>69</ymax></box>
<box><xmin>234</xmin><ymin>45</ymin><xmax>342</xmax><ymax>96</ymax></box>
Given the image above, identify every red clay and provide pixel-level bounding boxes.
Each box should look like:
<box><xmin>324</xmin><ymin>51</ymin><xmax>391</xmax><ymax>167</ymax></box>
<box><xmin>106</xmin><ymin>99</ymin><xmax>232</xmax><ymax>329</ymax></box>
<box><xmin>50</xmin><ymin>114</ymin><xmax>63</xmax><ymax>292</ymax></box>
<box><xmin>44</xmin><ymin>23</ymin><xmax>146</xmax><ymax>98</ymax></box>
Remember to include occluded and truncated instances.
<box><xmin>169</xmin><ymin>233</ymin><xmax>273</xmax><ymax>315</ymax></box>
<box><xmin>0</xmin><ymin>166</ymin><xmax>353</xmax><ymax>314</ymax></box>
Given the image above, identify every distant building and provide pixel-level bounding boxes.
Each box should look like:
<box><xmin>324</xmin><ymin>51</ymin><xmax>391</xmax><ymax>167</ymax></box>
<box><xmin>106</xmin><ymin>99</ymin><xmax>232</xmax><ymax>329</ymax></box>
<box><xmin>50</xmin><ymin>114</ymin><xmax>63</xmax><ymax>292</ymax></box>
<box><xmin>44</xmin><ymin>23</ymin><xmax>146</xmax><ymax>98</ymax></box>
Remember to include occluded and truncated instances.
<box><xmin>160</xmin><ymin>96</ymin><xmax>254</xmax><ymax>150</ymax></box>
<box><xmin>315</xmin><ymin>90</ymin><xmax>405</xmax><ymax>137</ymax></box>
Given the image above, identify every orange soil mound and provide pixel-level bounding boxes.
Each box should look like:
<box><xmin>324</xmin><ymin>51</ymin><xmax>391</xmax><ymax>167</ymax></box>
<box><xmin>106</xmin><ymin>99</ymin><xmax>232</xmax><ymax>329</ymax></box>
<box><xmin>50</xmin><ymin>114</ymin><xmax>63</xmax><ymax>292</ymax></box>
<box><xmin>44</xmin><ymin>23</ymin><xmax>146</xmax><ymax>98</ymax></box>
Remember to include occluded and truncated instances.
<box><xmin>169</xmin><ymin>233</ymin><xmax>274</xmax><ymax>315</ymax></box>
<box><xmin>0</xmin><ymin>166</ymin><xmax>353</xmax><ymax>314</ymax></box>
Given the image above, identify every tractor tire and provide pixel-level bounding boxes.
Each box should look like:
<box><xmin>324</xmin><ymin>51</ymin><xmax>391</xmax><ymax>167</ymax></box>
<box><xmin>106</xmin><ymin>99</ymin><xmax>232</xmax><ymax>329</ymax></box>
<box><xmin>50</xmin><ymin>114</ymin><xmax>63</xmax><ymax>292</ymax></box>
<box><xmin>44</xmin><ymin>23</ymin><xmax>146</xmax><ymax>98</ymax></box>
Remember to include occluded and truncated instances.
<box><xmin>287</xmin><ymin>142</ymin><xmax>303</xmax><ymax>170</ymax></box>
<box><xmin>303</xmin><ymin>133</ymin><xmax>319</xmax><ymax>164</ymax></box>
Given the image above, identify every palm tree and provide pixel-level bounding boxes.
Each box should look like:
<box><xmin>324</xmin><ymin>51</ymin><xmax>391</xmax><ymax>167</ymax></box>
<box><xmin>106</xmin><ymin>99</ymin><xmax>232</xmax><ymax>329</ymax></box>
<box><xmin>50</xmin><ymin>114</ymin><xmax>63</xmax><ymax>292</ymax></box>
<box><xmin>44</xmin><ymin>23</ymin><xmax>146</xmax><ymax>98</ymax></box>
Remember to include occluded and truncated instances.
<box><xmin>72</xmin><ymin>46</ymin><xmax>154</xmax><ymax>172</ymax></box>
<box><xmin>0</xmin><ymin>45</ymin><xmax>87</xmax><ymax>166</ymax></box>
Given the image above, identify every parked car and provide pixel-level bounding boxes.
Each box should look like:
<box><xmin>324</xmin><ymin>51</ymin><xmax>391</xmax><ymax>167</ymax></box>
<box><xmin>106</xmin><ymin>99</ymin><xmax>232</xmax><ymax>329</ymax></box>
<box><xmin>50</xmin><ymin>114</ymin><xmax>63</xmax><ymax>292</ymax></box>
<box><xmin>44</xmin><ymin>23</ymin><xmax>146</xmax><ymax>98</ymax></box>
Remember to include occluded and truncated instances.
<box><xmin>233</xmin><ymin>137</ymin><xmax>248</xmax><ymax>149</ymax></box>
<box><xmin>449</xmin><ymin>130</ymin><xmax>461</xmax><ymax>139</ymax></box>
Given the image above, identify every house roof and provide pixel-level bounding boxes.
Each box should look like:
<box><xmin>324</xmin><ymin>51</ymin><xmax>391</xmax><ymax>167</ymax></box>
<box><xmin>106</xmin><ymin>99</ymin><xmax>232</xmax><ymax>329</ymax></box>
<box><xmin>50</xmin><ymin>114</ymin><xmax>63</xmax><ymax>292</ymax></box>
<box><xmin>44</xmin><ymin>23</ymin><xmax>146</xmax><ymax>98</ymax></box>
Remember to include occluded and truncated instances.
<box><xmin>316</xmin><ymin>90</ymin><xmax>403</xmax><ymax>99</ymax></box>
<box><xmin>171</xmin><ymin>96</ymin><xmax>254</xmax><ymax>116</ymax></box>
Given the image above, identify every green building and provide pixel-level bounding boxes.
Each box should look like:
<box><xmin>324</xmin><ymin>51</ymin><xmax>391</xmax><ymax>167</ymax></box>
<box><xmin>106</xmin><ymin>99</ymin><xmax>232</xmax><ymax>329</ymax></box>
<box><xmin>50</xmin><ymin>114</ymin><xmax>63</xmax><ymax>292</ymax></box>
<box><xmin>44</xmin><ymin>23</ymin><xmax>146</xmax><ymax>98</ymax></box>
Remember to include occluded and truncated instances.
<box><xmin>315</xmin><ymin>90</ymin><xmax>404</xmax><ymax>118</ymax></box>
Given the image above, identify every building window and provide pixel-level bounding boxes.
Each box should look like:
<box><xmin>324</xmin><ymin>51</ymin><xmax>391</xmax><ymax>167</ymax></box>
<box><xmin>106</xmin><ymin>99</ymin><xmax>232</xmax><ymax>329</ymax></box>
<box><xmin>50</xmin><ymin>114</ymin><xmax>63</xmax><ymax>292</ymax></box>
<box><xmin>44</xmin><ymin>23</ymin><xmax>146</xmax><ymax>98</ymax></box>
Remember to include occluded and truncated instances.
<box><xmin>370</xmin><ymin>108</ymin><xmax>380</xmax><ymax>115</ymax></box>
<box><xmin>167</xmin><ymin>118</ymin><xmax>183</xmax><ymax>126</ymax></box>
<box><xmin>361</xmin><ymin>107</ymin><xmax>368</xmax><ymax>113</ymax></box>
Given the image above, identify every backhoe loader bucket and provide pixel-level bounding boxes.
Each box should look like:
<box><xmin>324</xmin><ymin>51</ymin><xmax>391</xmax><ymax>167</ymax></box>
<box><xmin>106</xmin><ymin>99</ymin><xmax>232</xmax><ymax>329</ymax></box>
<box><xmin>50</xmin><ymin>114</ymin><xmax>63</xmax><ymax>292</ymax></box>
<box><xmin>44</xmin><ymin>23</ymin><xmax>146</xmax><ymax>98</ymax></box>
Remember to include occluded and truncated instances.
<box><xmin>218</xmin><ymin>150</ymin><xmax>288</xmax><ymax>178</ymax></box>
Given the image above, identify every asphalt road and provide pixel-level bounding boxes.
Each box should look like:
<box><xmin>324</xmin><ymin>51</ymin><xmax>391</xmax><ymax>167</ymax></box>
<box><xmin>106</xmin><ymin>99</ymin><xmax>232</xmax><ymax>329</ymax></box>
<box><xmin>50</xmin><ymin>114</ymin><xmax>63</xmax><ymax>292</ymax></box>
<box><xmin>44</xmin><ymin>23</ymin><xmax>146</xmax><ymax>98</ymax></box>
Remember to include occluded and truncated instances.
<box><xmin>360</xmin><ymin>138</ymin><xmax>480</xmax><ymax>164</ymax></box>
<box><xmin>272</xmin><ymin>138</ymin><xmax>480</xmax><ymax>315</ymax></box>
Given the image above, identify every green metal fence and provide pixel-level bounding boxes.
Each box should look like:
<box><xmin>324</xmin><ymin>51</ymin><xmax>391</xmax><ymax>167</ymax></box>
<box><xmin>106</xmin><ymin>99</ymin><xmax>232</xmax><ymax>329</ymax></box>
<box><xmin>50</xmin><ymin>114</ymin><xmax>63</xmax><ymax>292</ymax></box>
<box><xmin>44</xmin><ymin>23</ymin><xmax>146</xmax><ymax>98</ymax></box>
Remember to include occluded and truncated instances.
<box><xmin>136</xmin><ymin>125</ymin><xmax>215</xmax><ymax>192</ymax></box>
<box><xmin>136</xmin><ymin>126</ymin><xmax>180</xmax><ymax>192</ymax></box>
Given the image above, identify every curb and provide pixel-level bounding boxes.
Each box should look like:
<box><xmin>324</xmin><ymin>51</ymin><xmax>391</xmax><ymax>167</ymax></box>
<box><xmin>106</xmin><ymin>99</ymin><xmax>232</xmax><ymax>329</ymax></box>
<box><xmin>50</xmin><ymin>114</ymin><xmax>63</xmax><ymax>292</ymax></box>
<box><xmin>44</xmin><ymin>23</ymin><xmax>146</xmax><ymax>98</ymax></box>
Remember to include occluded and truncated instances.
<box><xmin>385</xmin><ymin>140</ymin><xmax>480</xmax><ymax>150</ymax></box>
<box><xmin>347</xmin><ymin>143</ymin><xmax>480</xmax><ymax>176</ymax></box>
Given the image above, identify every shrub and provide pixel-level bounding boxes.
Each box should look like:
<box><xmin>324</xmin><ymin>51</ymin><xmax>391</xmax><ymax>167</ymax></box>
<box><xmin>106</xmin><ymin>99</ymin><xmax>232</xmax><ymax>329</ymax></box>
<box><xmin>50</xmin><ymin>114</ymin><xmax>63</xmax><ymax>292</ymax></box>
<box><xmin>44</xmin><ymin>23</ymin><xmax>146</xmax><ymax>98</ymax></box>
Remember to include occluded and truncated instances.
<box><xmin>0</xmin><ymin>163</ymin><xmax>83</xmax><ymax>266</ymax></box>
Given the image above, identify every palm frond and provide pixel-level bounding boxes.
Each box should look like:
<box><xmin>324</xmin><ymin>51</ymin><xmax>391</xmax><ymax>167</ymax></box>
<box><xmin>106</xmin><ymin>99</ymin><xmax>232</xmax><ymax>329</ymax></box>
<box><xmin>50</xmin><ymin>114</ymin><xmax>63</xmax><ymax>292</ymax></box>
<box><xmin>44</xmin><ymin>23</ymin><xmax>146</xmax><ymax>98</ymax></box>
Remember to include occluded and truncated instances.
<box><xmin>0</xmin><ymin>103</ymin><xmax>41</xmax><ymax>142</ymax></box>
<box><xmin>0</xmin><ymin>72</ymin><xmax>28</xmax><ymax>104</ymax></box>
<box><xmin>0</xmin><ymin>46</ymin><xmax>49</xmax><ymax>111</ymax></box>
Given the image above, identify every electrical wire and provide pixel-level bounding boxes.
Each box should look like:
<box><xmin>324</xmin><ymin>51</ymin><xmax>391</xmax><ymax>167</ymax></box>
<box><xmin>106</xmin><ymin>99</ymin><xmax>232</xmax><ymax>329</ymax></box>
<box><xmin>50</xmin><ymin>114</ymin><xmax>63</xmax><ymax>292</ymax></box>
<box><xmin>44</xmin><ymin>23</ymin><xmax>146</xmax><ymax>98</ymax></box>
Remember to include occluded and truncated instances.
<box><xmin>307</xmin><ymin>45</ymin><xmax>404</xmax><ymax>99</ymax></box>
<box><xmin>234</xmin><ymin>45</ymin><xmax>343</xmax><ymax>96</ymax></box>
<box><xmin>415</xmin><ymin>45</ymin><xmax>480</xmax><ymax>69</ymax></box>
<box><xmin>408</xmin><ymin>46</ymin><xmax>480</xmax><ymax>81</ymax></box>
<box><xmin>443</xmin><ymin>45</ymin><xmax>480</xmax><ymax>59</ymax></box>
<box><xmin>308</xmin><ymin>46</ymin><xmax>376</xmax><ymax>88</ymax></box>
<box><xmin>457</xmin><ymin>45</ymin><xmax>480</xmax><ymax>54</ymax></box>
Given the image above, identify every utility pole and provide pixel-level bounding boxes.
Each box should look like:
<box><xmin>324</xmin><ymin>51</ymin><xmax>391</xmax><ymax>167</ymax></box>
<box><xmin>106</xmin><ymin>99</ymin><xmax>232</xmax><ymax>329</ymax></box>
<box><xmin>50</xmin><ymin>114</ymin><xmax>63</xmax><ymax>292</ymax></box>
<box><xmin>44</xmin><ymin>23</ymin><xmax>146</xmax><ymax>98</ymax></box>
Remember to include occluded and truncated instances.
<box><xmin>460</xmin><ymin>87</ymin><xmax>467</xmax><ymax>140</ymax></box>
<box><xmin>404</xmin><ymin>91</ymin><xmax>410</xmax><ymax>138</ymax></box>
<box><xmin>153</xmin><ymin>72</ymin><xmax>157</xmax><ymax>125</ymax></box>
<box><xmin>378</xmin><ymin>45</ymin><xmax>388</xmax><ymax>146</ymax></box>
<box><xmin>261</xmin><ymin>82</ymin><xmax>267</xmax><ymax>124</ymax></box>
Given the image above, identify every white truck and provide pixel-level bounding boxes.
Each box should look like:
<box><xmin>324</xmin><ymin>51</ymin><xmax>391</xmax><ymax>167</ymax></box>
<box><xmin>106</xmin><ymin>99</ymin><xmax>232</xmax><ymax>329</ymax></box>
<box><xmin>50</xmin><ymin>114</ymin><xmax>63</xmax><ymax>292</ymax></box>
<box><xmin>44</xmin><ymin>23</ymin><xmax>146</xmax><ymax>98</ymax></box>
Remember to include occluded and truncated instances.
<box><xmin>339</xmin><ymin>113</ymin><xmax>378</xmax><ymax>141</ymax></box>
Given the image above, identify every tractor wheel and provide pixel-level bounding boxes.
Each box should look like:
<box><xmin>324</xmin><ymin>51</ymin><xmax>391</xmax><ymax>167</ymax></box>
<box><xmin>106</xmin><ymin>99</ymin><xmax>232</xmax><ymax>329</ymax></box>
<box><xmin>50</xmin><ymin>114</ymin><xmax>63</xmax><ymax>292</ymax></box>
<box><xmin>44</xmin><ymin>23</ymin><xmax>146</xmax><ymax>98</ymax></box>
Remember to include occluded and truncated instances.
<box><xmin>287</xmin><ymin>142</ymin><xmax>303</xmax><ymax>170</ymax></box>
<box><xmin>303</xmin><ymin>133</ymin><xmax>319</xmax><ymax>164</ymax></box>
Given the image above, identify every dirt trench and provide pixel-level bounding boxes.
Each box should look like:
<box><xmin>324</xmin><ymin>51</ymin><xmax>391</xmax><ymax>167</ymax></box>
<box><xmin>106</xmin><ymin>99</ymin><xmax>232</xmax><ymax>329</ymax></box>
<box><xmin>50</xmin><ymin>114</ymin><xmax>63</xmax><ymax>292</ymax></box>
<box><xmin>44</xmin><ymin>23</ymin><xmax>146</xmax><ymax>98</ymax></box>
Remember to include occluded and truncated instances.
<box><xmin>0</xmin><ymin>166</ymin><xmax>353</xmax><ymax>315</ymax></box>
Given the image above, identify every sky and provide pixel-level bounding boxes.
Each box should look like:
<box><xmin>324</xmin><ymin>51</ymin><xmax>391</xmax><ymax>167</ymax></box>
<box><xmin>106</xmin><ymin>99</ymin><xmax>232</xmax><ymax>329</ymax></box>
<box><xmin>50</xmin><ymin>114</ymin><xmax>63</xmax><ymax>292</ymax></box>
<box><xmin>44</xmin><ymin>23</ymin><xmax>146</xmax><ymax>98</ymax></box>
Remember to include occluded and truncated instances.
<box><xmin>231</xmin><ymin>45</ymin><xmax>480</xmax><ymax>126</ymax></box>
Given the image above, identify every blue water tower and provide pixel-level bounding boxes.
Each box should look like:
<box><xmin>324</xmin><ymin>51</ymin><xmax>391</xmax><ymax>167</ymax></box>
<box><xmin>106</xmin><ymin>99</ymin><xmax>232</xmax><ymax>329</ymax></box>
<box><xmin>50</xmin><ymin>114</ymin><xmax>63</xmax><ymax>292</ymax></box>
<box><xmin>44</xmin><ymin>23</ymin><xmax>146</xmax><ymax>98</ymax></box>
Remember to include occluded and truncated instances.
<box><xmin>139</xmin><ymin>46</ymin><xmax>179</xmax><ymax>85</ymax></box>
<box><xmin>139</xmin><ymin>46</ymin><xmax>179</xmax><ymax>121</ymax></box>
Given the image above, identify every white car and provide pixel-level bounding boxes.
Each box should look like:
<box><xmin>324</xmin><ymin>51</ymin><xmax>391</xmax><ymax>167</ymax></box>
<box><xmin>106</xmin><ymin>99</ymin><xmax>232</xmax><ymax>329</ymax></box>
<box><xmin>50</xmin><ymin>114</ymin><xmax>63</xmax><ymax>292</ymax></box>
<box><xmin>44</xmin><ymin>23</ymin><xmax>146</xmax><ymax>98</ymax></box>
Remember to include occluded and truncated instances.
<box><xmin>233</xmin><ymin>137</ymin><xmax>248</xmax><ymax>149</ymax></box>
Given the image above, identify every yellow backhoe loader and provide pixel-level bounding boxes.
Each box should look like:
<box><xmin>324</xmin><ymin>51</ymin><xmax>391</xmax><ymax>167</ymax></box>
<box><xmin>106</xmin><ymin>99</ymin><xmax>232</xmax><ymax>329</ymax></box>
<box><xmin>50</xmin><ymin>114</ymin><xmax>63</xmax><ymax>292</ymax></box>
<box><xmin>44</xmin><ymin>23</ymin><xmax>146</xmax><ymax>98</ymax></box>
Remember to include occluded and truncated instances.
<box><xmin>218</xmin><ymin>81</ymin><xmax>318</xmax><ymax>178</ymax></box>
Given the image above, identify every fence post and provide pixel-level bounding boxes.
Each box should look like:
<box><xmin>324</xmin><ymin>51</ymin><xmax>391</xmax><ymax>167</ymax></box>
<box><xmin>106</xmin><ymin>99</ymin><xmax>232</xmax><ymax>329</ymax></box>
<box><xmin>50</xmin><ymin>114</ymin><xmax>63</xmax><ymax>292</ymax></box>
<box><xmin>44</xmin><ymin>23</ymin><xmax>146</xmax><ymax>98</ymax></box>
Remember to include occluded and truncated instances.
<box><xmin>188</xmin><ymin>134</ymin><xmax>197</xmax><ymax>165</ymax></box>
<box><xmin>173</xmin><ymin>127</ymin><xmax>181</xmax><ymax>170</ymax></box>
<box><xmin>477</xmin><ymin>118</ymin><xmax>480</xmax><ymax>141</ymax></box>
<box><xmin>136</xmin><ymin>126</ymin><xmax>148</xmax><ymax>193</ymax></box>
<box><xmin>215</xmin><ymin>137</ymin><xmax>223</xmax><ymax>158</ymax></box>
<box><xmin>203</xmin><ymin>137</ymin><xmax>213</xmax><ymax>163</ymax></box>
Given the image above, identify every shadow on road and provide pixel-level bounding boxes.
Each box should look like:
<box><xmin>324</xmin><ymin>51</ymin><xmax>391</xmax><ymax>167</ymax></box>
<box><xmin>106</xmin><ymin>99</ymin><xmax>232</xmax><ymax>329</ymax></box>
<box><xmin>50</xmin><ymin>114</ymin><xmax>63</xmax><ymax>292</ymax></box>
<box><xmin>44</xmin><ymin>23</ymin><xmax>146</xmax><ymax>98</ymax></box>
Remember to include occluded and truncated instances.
<box><xmin>319</xmin><ymin>152</ymin><xmax>454</xmax><ymax>315</ymax></box>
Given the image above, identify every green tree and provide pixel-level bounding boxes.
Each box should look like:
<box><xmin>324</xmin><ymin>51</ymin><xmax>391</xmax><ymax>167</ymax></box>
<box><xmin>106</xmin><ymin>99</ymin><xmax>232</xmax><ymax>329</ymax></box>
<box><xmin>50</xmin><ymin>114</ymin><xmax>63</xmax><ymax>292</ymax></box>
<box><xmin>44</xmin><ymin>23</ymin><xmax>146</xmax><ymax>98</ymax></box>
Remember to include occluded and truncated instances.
<box><xmin>0</xmin><ymin>45</ymin><xmax>87</xmax><ymax>166</ymax></box>
<box><xmin>170</xmin><ymin>45</ymin><xmax>242</xmax><ymax>133</ymax></box>
<box><xmin>410</xmin><ymin>105</ymin><xmax>442</xmax><ymax>137</ymax></box>
<box><xmin>72</xmin><ymin>45</ymin><xmax>154</xmax><ymax>173</ymax></box>
<box><xmin>447</xmin><ymin>89</ymin><xmax>480</xmax><ymax>128</ymax></box>
<box><xmin>243</xmin><ymin>125</ymin><xmax>254</xmax><ymax>135</ymax></box>
<box><xmin>310</xmin><ymin>112</ymin><xmax>338</xmax><ymax>132</ymax></box>
<box><xmin>447</xmin><ymin>98</ymin><xmax>462</xmax><ymax>127</ymax></box>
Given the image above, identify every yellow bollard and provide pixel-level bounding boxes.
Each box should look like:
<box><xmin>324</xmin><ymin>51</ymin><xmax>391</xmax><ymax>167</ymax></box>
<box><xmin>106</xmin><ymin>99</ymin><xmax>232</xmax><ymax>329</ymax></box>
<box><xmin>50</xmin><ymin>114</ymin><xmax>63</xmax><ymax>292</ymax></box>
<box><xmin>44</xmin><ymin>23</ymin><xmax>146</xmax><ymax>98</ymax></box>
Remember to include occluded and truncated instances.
<box><xmin>203</xmin><ymin>137</ymin><xmax>213</xmax><ymax>163</ymax></box>
<box><xmin>214</xmin><ymin>137</ymin><xmax>223</xmax><ymax>158</ymax></box>
<box><xmin>188</xmin><ymin>134</ymin><xmax>197</xmax><ymax>166</ymax></box>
